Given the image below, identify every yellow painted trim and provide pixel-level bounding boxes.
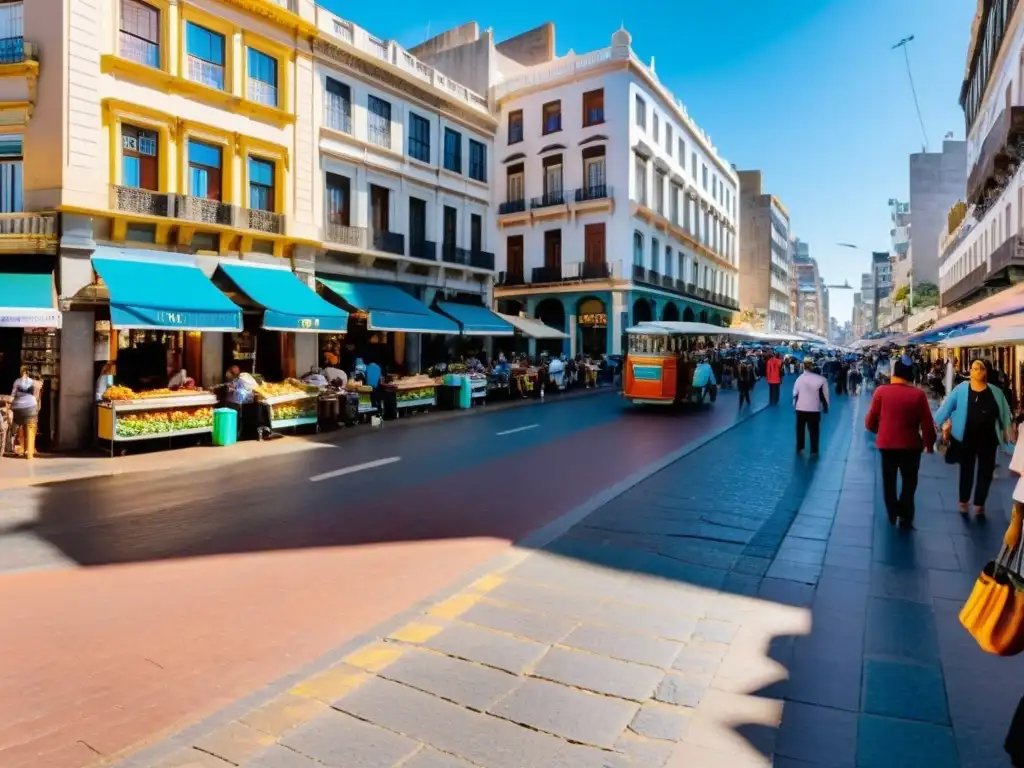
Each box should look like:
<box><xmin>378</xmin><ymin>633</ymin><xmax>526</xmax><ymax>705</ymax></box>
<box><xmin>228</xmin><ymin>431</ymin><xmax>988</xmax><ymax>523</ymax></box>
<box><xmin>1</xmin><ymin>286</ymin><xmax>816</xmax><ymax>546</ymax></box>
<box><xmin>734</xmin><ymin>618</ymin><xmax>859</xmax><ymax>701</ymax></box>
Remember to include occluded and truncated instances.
<box><xmin>242</xmin><ymin>32</ymin><xmax>293</xmax><ymax>118</ymax></box>
<box><xmin>56</xmin><ymin>204</ymin><xmax>321</xmax><ymax>249</ymax></box>
<box><xmin>210</xmin><ymin>0</ymin><xmax>319</xmax><ymax>37</ymax></box>
<box><xmin>103</xmin><ymin>99</ymin><xmax>175</xmax><ymax>192</ymax></box>
<box><xmin>0</xmin><ymin>61</ymin><xmax>39</xmax><ymax>79</ymax></box>
<box><xmin>101</xmin><ymin>54</ymin><xmax>296</xmax><ymax>127</ymax></box>
<box><xmin>179</xmin><ymin>119</ymin><xmax>236</xmax><ymax>204</ymax></box>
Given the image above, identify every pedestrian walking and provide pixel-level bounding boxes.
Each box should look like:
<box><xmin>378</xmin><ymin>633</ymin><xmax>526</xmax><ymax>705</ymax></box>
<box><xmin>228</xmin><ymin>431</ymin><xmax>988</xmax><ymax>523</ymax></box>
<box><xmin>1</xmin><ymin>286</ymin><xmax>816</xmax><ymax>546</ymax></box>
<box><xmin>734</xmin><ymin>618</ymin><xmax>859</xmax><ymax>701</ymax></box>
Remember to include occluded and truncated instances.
<box><xmin>737</xmin><ymin>357</ymin><xmax>755</xmax><ymax>408</ymax></box>
<box><xmin>793</xmin><ymin>358</ymin><xmax>829</xmax><ymax>455</ymax></box>
<box><xmin>865</xmin><ymin>355</ymin><xmax>937</xmax><ymax>529</ymax></box>
<box><xmin>934</xmin><ymin>358</ymin><xmax>1012</xmax><ymax>520</ymax></box>
<box><xmin>10</xmin><ymin>366</ymin><xmax>38</xmax><ymax>460</ymax></box>
<box><xmin>766</xmin><ymin>351</ymin><xmax>783</xmax><ymax>405</ymax></box>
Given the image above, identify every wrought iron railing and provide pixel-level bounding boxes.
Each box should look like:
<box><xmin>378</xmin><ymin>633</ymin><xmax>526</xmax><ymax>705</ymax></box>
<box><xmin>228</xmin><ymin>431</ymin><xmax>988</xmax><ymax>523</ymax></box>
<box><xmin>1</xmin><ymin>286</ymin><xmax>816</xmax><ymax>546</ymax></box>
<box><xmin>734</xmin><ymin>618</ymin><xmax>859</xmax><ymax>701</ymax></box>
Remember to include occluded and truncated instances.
<box><xmin>187</xmin><ymin>56</ymin><xmax>225</xmax><ymax>90</ymax></box>
<box><xmin>247</xmin><ymin>79</ymin><xmax>278</xmax><ymax>108</ymax></box>
<box><xmin>178</xmin><ymin>196</ymin><xmax>231</xmax><ymax>225</ymax></box>
<box><xmin>247</xmin><ymin>209</ymin><xmax>284</xmax><ymax>234</ymax></box>
<box><xmin>113</xmin><ymin>186</ymin><xmax>171</xmax><ymax>217</ymax></box>
<box><xmin>325</xmin><ymin>223</ymin><xmax>367</xmax><ymax>248</ymax></box>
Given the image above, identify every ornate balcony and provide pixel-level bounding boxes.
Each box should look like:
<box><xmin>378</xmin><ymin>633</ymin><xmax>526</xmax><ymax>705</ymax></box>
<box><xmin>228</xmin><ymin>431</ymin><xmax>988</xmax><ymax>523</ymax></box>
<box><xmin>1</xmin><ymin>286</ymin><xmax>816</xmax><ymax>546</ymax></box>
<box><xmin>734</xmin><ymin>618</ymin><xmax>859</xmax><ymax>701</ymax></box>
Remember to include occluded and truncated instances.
<box><xmin>497</xmin><ymin>270</ymin><xmax>525</xmax><ymax>286</ymax></box>
<box><xmin>967</xmin><ymin>106</ymin><xmax>1024</xmax><ymax>209</ymax></box>
<box><xmin>111</xmin><ymin>186</ymin><xmax>172</xmax><ymax>217</ymax></box>
<box><xmin>178</xmin><ymin>196</ymin><xmax>232</xmax><ymax>225</ymax></box>
<box><xmin>325</xmin><ymin>223</ymin><xmax>367</xmax><ymax>248</ymax></box>
<box><xmin>247</xmin><ymin>209</ymin><xmax>284</xmax><ymax>234</ymax></box>
<box><xmin>498</xmin><ymin>199</ymin><xmax>527</xmax><ymax>215</ymax></box>
<box><xmin>470</xmin><ymin>250</ymin><xmax>495</xmax><ymax>270</ymax></box>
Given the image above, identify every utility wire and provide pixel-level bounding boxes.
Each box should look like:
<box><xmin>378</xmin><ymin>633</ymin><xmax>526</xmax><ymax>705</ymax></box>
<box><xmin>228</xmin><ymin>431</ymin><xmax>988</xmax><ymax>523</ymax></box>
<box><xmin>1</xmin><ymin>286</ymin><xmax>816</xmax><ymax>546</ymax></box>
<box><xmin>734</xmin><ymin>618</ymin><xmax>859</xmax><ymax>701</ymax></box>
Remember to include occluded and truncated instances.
<box><xmin>894</xmin><ymin>36</ymin><xmax>929</xmax><ymax>151</ymax></box>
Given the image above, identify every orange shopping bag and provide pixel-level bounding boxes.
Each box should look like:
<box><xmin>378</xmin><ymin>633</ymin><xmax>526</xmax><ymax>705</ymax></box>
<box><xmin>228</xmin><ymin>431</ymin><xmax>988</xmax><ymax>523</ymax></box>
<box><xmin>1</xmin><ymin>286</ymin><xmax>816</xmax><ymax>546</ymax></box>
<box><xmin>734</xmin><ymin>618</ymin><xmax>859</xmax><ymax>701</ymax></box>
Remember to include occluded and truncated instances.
<box><xmin>960</xmin><ymin>546</ymin><xmax>1024</xmax><ymax>656</ymax></box>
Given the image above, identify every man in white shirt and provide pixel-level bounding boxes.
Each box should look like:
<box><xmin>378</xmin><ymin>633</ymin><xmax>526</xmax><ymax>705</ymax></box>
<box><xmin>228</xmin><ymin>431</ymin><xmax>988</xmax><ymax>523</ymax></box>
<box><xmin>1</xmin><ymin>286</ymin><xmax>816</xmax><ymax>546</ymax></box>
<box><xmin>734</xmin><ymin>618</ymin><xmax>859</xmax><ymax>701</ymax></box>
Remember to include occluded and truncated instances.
<box><xmin>793</xmin><ymin>357</ymin><xmax>830</xmax><ymax>455</ymax></box>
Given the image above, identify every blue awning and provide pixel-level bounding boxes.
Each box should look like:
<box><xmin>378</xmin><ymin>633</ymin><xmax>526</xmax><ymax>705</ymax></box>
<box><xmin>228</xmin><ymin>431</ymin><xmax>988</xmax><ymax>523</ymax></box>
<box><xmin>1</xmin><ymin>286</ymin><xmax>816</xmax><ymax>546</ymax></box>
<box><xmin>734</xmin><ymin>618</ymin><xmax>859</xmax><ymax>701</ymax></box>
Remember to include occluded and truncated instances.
<box><xmin>317</xmin><ymin>278</ymin><xmax>459</xmax><ymax>334</ymax></box>
<box><xmin>0</xmin><ymin>271</ymin><xmax>61</xmax><ymax>328</ymax></box>
<box><xmin>218</xmin><ymin>262</ymin><xmax>348</xmax><ymax>333</ymax></box>
<box><xmin>436</xmin><ymin>301</ymin><xmax>514</xmax><ymax>336</ymax></box>
<box><xmin>92</xmin><ymin>250</ymin><xmax>242</xmax><ymax>332</ymax></box>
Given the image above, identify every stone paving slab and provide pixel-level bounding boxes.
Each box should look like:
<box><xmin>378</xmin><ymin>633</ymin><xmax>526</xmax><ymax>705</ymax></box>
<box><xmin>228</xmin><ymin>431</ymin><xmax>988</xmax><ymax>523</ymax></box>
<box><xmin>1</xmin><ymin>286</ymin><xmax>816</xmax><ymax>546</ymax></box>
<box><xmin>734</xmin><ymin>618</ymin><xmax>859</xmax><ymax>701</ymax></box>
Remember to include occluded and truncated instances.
<box><xmin>119</xmin><ymin>387</ymin><xmax>1024</xmax><ymax>768</ymax></box>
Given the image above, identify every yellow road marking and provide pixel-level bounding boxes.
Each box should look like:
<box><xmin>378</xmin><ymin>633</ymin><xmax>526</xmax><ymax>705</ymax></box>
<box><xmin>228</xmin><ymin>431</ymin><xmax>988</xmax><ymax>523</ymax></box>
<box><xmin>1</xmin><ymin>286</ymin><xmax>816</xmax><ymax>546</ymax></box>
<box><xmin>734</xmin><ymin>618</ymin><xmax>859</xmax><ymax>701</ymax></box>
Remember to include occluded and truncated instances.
<box><xmin>291</xmin><ymin>665</ymin><xmax>370</xmax><ymax>702</ymax></box>
<box><xmin>469</xmin><ymin>573</ymin><xmax>505</xmax><ymax>593</ymax></box>
<box><xmin>428</xmin><ymin>593</ymin><xmax>482</xmax><ymax>620</ymax></box>
<box><xmin>344</xmin><ymin>642</ymin><xmax>405</xmax><ymax>672</ymax></box>
<box><xmin>389</xmin><ymin>621</ymin><xmax>444</xmax><ymax>643</ymax></box>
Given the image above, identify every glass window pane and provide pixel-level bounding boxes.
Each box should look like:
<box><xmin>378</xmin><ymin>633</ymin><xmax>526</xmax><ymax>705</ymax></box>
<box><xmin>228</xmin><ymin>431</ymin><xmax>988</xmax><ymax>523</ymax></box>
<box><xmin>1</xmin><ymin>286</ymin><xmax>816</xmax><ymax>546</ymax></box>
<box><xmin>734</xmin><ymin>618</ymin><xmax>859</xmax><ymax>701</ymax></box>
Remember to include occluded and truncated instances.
<box><xmin>189</xmin><ymin>140</ymin><xmax>221</xmax><ymax>169</ymax></box>
<box><xmin>190</xmin><ymin>167</ymin><xmax>208</xmax><ymax>197</ymax></box>
<box><xmin>248</xmin><ymin>157</ymin><xmax>273</xmax><ymax>186</ymax></box>
<box><xmin>123</xmin><ymin>156</ymin><xmax>141</xmax><ymax>187</ymax></box>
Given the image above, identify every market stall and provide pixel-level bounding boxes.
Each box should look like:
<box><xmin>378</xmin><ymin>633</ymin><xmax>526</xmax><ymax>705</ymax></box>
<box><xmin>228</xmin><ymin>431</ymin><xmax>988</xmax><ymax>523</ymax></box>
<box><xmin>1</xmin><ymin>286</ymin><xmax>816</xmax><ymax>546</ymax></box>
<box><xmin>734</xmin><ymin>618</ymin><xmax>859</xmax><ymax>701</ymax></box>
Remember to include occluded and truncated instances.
<box><xmin>253</xmin><ymin>380</ymin><xmax>320</xmax><ymax>433</ymax></box>
<box><xmin>383</xmin><ymin>374</ymin><xmax>443</xmax><ymax>416</ymax></box>
<box><xmin>97</xmin><ymin>385</ymin><xmax>218</xmax><ymax>455</ymax></box>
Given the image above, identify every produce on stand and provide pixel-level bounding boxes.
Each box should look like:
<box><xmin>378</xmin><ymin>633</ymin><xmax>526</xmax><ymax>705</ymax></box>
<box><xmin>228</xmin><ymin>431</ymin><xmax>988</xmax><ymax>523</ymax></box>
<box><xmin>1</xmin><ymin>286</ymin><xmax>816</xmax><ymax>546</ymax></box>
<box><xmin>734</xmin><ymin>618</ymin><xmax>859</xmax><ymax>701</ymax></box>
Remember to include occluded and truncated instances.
<box><xmin>97</xmin><ymin>384</ymin><xmax>218</xmax><ymax>454</ymax></box>
<box><xmin>385</xmin><ymin>374</ymin><xmax>441</xmax><ymax>410</ymax></box>
<box><xmin>468</xmin><ymin>372</ymin><xmax>487</xmax><ymax>401</ymax></box>
<box><xmin>254</xmin><ymin>379</ymin><xmax>320</xmax><ymax>431</ymax></box>
<box><xmin>345</xmin><ymin>380</ymin><xmax>376</xmax><ymax>415</ymax></box>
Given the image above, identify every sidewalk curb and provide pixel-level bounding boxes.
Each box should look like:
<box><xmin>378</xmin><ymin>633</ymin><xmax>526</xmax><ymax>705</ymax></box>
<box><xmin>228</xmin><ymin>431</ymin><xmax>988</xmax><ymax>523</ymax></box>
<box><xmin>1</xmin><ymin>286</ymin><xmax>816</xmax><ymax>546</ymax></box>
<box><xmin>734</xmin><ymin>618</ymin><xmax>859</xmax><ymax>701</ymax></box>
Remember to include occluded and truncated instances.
<box><xmin>110</xmin><ymin>393</ymin><xmax>773</xmax><ymax>768</ymax></box>
<box><xmin>0</xmin><ymin>386</ymin><xmax>613</xmax><ymax>492</ymax></box>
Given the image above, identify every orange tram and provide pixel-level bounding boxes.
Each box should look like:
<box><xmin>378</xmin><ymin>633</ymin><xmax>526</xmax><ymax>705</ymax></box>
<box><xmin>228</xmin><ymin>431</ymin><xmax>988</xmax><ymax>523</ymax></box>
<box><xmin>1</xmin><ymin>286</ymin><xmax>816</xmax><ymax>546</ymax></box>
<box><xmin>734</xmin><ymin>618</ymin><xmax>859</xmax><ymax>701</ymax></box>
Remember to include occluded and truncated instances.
<box><xmin>623</xmin><ymin>321</ymin><xmax>759</xmax><ymax>407</ymax></box>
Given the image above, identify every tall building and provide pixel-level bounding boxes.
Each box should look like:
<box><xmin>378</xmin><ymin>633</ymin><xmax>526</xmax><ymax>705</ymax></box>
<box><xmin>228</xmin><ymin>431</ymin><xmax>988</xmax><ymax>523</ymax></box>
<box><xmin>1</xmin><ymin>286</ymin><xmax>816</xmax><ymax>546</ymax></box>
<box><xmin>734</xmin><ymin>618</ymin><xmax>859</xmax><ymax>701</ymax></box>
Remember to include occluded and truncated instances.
<box><xmin>908</xmin><ymin>140</ymin><xmax>967</xmax><ymax>288</ymax></box>
<box><xmin>412</xmin><ymin>23</ymin><xmax>741</xmax><ymax>356</ymax></box>
<box><xmin>872</xmin><ymin>251</ymin><xmax>893</xmax><ymax>330</ymax></box>
<box><xmin>737</xmin><ymin>170</ymin><xmax>792</xmax><ymax>330</ymax></box>
<box><xmin>890</xmin><ymin>198</ymin><xmax>912</xmax><ymax>296</ymax></box>
<box><xmin>792</xmin><ymin>239</ymin><xmax>825</xmax><ymax>335</ymax></box>
<box><xmin>940</xmin><ymin>1</ymin><xmax>1024</xmax><ymax>313</ymax></box>
<box><xmin>5</xmin><ymin>0</ymin><xmax>500</xmax><ymax>448</ymax></box>
<box><xmin>851</xmin><ymin>293</ymin><xmax>866</xmax><ymax>339</ymax></box>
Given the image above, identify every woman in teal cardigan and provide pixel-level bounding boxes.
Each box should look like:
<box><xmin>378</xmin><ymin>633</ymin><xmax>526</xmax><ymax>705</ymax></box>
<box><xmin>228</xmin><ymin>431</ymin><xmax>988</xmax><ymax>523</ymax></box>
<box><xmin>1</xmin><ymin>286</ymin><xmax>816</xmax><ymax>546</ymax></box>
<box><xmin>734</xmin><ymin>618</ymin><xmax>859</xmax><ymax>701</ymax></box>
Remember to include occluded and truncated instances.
<box><xmin>934</xmin><ymin>358</ymin><xmax>1012</xmax><ymax>518</ymax></box>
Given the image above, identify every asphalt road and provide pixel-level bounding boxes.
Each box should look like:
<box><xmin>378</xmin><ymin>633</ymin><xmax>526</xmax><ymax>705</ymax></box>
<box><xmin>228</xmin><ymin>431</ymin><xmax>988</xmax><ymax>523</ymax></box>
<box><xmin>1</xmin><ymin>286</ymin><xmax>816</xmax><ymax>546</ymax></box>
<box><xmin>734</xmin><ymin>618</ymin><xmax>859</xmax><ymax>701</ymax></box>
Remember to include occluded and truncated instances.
<box><xmin>0</xmin><ymin>386</ymin><xmax>771</xmax><ymax>768</ymax></box>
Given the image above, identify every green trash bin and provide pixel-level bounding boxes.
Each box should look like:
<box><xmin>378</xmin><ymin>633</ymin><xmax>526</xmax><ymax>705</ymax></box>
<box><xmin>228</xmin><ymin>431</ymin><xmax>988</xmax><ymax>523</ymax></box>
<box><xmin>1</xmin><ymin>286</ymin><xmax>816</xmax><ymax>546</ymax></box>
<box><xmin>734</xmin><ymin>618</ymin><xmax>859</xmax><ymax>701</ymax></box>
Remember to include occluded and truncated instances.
<box><xmin>212</xmin><ymin>407</ymin><xmax>238</xmax><ymax>446</ymax></box>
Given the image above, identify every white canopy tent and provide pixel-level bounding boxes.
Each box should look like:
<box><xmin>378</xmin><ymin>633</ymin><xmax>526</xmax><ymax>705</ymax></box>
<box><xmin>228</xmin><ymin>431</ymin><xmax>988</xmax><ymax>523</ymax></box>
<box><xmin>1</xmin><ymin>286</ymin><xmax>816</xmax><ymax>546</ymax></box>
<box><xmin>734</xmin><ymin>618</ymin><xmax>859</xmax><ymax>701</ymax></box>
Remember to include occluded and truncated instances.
<box><xmin>496</xmin><ymin>312</ymin><xmax>569</xmax><ymax>340</ymax></box>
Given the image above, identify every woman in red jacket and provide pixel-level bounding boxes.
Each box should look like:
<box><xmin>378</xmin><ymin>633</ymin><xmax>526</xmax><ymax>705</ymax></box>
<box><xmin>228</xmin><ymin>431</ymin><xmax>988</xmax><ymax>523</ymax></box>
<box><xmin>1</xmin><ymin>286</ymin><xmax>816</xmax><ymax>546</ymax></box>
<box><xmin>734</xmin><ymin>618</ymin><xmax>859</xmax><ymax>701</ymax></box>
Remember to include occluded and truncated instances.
<box><xmin>865</xmin><ymin>355</ymin><xmax>937</xmax><ymax>529</ymax></box>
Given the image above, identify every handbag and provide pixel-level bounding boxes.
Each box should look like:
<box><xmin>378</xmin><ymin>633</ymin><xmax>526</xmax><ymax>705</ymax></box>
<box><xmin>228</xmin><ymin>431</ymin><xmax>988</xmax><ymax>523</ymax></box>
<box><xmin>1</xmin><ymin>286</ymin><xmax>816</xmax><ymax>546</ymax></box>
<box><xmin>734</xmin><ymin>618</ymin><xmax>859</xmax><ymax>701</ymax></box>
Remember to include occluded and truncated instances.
<box><xmin>960</xmin><ymin>544</ymin><xmax>1024</xmax><ymax>656</ymax></box>
<box><xmin>945</xmin><ymin>436</ymin><xmax>962</xmax><ymax>464</ymax></box>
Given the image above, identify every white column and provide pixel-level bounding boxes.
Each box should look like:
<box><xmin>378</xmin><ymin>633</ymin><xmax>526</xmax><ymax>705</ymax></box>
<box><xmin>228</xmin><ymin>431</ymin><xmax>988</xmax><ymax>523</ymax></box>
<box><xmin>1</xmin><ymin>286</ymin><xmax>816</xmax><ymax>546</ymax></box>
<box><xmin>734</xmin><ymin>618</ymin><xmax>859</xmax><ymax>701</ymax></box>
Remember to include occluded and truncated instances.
<box><xmin>611</xmin><ymin>290</ymin><xmax>625</xmax><ymax>355</ymax></box>
<box><xmin>57</xmin><ymin>310</ymin><xmax>95</xmax><ymax>450</ymax></box>
<box><xmin>568</xmin><ymin>314</ymin><xmax>577</xmax><ymax>357</ymax></box>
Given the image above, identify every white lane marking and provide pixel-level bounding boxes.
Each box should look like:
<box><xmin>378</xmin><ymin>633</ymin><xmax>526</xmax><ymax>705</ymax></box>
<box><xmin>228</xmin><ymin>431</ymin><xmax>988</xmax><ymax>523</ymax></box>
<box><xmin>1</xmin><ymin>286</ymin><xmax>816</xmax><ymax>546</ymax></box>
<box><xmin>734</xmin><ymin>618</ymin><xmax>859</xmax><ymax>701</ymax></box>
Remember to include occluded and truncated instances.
<box><xmin>310</xmin><ymin>457</ymin><xmax>401</xmax><ymax>482</ymax></box>
<box><xmin>496</xmin><ymin>424</ymin><xmax>540</xmax><ymax>436</ymax></box>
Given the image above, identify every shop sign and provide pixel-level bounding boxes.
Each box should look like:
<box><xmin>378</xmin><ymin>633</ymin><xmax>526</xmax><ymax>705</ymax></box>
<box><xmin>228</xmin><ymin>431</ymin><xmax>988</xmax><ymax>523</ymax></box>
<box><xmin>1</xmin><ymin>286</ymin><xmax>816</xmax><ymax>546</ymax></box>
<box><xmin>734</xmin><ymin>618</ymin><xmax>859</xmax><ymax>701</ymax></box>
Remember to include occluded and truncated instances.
<box><xmin>0</xmin><ymin>311</ymin><xmax>62</xmax><ymax>328</ymax></box>
<box><xmin>157</xmin><ymin>311</ymin><xmax>187</xmax><ymax>326</ymax></box>
<box><xmin>578</xmin><ymin>313</ymin><xmax>607</xmax><ymax>327</ymax></box>
<box><xmin>298</xmin><ymin>318</ymin><xmax>321</xmax><ymax>329</ymax></box>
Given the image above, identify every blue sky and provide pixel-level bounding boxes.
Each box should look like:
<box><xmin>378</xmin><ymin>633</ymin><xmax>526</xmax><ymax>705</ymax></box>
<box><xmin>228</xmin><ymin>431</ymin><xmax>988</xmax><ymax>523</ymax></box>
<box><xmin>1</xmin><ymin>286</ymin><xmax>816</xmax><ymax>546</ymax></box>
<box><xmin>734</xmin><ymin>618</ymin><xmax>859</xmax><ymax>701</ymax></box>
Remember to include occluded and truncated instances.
<box><xmin>322</xmin><ymin>0</ymin><xmax>975</xmax><ymax>324</ymax></box>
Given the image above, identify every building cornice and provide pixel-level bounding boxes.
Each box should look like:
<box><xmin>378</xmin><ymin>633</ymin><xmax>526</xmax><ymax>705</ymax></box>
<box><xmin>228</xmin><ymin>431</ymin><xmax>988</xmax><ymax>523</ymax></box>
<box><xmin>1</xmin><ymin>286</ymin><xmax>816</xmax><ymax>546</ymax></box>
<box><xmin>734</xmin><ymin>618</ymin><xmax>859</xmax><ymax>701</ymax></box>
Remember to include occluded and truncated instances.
<box><xmin>311</xmin><ymin>38</ymin><xmax>497</xmax><ymax>134</ymax></box>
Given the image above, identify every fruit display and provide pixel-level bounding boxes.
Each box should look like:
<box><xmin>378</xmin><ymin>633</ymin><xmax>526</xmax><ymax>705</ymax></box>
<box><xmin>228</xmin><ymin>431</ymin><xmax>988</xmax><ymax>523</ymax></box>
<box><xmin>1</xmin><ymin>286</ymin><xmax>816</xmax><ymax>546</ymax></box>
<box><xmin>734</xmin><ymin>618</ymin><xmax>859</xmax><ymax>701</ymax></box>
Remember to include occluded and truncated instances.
<box><xmin>102</xmin><ymin>385</ymin><xmax>136</xmax><ymax>401</ymax></box>
<box><xmin>396</xmin><ymin>386</ymin><xmax>436</xmax><ymax>403</ymax></box>
<box><xmin>345</xmin><ymin>381</ymin><xmax>373</xmax><ymax>394</ymax></box>
<box><xmin>270</xmin><ymin>400</ymin><xmax>317</xmax><ymax>422</ymax></box>
<box><xmin>114</xmin><ymin>407</ymin><xmax>214</xmax><ymax>438</ymax></box>
<box><xmin>102</xmin><ymin>385</ymin><xmax>206</xmax><ymax>401</ymax></box>
<box><xmin>391</xmin><ymin>374</ymin><xmax>443</xmax><ymax>390</ymax></box>
<box><xmin>254</xmin><ymin>381</ymin><xmax>305</xmax><ymax>399</ymax></box>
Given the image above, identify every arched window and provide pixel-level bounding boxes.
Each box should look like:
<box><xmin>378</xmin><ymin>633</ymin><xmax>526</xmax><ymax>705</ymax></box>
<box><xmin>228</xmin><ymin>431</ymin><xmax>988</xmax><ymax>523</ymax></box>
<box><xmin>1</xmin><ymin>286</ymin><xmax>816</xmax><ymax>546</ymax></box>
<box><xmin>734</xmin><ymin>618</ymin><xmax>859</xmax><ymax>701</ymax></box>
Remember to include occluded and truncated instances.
<box><xmin>651</xmin><ymin>237</ymin><xmax>660</xmax><ymax>273</ymax></box>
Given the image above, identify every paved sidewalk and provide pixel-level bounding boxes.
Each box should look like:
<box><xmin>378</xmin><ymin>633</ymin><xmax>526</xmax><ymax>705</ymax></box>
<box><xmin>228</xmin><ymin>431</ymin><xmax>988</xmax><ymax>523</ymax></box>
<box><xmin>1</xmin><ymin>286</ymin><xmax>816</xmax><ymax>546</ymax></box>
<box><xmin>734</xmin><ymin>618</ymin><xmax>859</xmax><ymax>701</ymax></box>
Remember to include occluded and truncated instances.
<box><xmin>118</xmin><ymin>392</ymin><xmax>1024</xmax><ymax>768</ymax></box>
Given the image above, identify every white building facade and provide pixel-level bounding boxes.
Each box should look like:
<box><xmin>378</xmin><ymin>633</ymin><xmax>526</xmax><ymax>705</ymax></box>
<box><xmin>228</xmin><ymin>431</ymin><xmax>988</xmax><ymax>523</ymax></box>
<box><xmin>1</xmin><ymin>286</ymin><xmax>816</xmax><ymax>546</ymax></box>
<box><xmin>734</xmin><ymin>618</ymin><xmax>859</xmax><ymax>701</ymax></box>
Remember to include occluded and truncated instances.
<box><xmin>940</xmin><ymin>0</ymin><xmax>1024</xmax><ymax>312</ymax></box>
<box><xmin>412</xmin><ymin>24</ymin><xmax>740</xmax><ymax>357</ymax></box>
